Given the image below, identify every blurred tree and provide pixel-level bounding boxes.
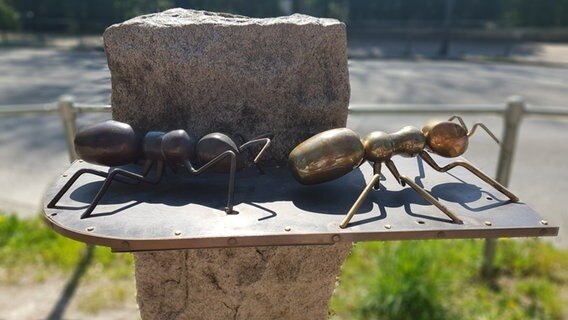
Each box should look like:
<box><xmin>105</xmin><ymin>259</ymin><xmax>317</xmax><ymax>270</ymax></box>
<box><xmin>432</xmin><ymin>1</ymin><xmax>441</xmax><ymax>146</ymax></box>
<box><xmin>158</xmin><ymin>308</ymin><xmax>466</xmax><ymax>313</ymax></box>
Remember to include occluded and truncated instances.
<box><xmin>499</xmin><ymin>0</ymin><xmax>568</xmax><ymax>27</ymax></box>
<box><xmin>114</xmin><ymin>0</ymin><xmax>173</xmax><ymax>19</ymax></box>
<box><xmin>173</xmin><ymin>0</ymin><xmax>282</xmax><ymax>18</ymax></box>
<box><xmin>0</xmin><ymin>0</ymin><xmax>19</xmax><ymax>30</ymax></box>
<box><xmin>3</xmin><ymin>0</ymin><xmax>568</xmax><ymax>34</ymax></box>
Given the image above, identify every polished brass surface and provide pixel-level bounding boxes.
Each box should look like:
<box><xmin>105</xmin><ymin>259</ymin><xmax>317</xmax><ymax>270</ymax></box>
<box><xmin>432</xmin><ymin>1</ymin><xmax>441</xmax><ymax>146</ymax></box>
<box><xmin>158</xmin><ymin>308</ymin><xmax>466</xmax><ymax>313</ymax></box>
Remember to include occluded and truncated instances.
<box><xmin>288</xmin><ymin>128</ymin><xmax>364</xmax><ymax>185</ymax></box>
<box><xmin>362</xmin><ymin>131</ymin><xmax>393</xmax><ymax>162</ymax></box>
<box><xmin>363</xmin><ymin>126</ymin><xmax>425</xmax><ymax>162</ymax></box>
<box><xmin>390</xmin><ymin>126</ymin><xmax>426</xmax><ymax>157</ymax></box>
<box><xmin>383</xmin><ymin>157</ymin><xmax>462</xmax><ymax>224</ymax></box>
<box><xmin>340</xmin><ymin>163</ymin><xmax>382</xmax><ymax>228</ymax></box>
<box><xmin>340</xmin><ymin>173</ymin><xmax>381</xmax><ymax>229</ymax></box>
<box><xmin>423</xmin><ymin>121</ymin><xmax>469</xmax><ymax>157</ymax></box>
<box><xmin>399</xmin><ymin>174</ymin><xmax>463</xmax><ymax>224</ymax></box>
<box><xmin>289</xmin><ymin>116</ymin><xmax>520</xmax><ymax>229</ymax></box>
<box><xmin>420</xmin><ymin>151</ymin><xmax>519</xmax><ymax>202</ymax></box>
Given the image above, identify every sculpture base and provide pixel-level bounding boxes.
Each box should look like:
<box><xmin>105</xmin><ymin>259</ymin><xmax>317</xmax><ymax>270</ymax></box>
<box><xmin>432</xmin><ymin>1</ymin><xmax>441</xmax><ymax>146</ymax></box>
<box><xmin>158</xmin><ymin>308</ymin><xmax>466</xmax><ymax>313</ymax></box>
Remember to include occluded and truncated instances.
<box><xmin>134</xmin><ymin>244</ymin><xmax>351</xmax><ymax>319</ymax></box>
<box><xmin>43</xmin><ymin>157</ymin><xmax>558</xmax><ymax>252</ymax></box>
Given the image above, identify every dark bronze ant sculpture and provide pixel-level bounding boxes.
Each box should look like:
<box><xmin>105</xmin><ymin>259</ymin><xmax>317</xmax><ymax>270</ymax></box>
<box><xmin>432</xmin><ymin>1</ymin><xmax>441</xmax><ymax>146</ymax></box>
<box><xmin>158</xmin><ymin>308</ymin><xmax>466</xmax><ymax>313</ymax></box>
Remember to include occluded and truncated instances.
<box><xmin>47</xmin><ymin>120</ymin><xmax>272</xmax><ymax>219</ymax></box>
<box><xmin>288</xmin><ymin>116</ymin><xmax>519</xmax><ymax>228</ymax></box>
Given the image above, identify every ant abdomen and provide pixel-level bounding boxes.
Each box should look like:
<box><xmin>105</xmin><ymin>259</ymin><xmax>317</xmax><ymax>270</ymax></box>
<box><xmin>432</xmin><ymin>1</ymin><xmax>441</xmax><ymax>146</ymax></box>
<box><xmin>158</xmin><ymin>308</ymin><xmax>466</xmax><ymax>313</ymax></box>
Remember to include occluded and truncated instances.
<box><xmin>74</xmin><ymin>120</ymin><xmax>140</xmax><ymax>167</ymax></box>
<box><xmin>288</xmin><ymin>128</ymin><xmax>364</xmax><ymax>185</ymax></box>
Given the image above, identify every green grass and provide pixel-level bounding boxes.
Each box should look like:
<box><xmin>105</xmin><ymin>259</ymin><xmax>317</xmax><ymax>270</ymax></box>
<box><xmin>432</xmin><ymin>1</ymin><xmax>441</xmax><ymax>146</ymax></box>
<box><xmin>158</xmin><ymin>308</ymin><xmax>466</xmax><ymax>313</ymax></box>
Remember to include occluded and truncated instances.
<box><xmin>330</xmin><ymin>239</ymin><xmax>568</xmax><ymax>320</ymax></box>
<box><xmin>0</xmin><ymin>214</ymin><xmax>133</xmax><ymax>282</ymax></box>
<box><xmin>0</xmin><ymin>213</ymin><xmax>135</xmax><ymax>313</ymax></box>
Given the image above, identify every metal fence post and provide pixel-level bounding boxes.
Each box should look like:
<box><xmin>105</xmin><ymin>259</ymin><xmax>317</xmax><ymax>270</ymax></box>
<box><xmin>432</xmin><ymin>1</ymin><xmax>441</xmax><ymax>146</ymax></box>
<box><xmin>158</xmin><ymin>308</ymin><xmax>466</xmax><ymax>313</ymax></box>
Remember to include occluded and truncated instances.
<box><xmin>481</xmin><ymin>95</ymin><xmax>525</xmax><ymax>278</ymax></box>
<box><xmin>57</xmin><ymin>96</ymin><xmax>78</xmax><ymax>162</ymax></box>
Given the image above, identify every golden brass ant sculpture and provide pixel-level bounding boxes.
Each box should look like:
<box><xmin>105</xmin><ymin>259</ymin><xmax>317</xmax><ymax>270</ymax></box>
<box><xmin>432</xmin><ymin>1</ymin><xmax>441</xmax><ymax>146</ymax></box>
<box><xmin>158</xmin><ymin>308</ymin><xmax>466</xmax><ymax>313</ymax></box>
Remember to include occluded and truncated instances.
<box><xmin>288</xmin><ymin>116</ymin><xmax>519</xmax><ymax>228</ymax></box>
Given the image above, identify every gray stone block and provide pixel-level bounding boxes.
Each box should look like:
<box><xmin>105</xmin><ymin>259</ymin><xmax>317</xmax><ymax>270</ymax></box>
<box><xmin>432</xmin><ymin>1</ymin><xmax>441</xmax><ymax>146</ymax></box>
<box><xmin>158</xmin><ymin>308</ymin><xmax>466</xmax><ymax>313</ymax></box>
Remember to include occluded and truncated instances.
<box><xmin>134</xmin><ymin>244</ymin><xmax>352</xmax><ymax>319</ymax></box>
<box><xmin>104</xmin><ymin>8</ymin><xmax>350</xmax><ymax>164</ymax></box>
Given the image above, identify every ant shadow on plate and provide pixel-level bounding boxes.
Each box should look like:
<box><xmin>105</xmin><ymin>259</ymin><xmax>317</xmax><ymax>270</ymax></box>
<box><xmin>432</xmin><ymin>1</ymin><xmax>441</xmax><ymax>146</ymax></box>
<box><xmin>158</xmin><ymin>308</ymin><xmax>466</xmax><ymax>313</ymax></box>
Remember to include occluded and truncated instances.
<box><xmin>300</xmin><ymin>157</ymin><xmax>515</xmax><ymax>227</ymax></box>
<box><xmin>61</xmin><ymin>156</ymin><xmax>514</xmax><ymax>222</ymax></box>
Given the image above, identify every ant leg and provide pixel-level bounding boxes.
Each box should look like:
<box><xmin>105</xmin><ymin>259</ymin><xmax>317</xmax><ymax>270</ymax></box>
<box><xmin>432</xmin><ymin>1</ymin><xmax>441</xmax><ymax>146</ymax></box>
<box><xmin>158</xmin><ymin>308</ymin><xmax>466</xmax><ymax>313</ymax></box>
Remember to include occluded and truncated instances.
<box><xmin>81</xmin><ymin>161</ymin><xmax>164</xmax><ymax>219</ymax></box>
<box><xmin>226</xmin><ymin>152</ymin><xmax>237</xmax><ymax>214</ymax></box>
<box><xmin>420</xmin><ymin>151</ymin><xmax>519</xmax><ymax>201</ymax></box>
<box><xmin>114</xmin><ymin>160</ymin><xmax>155</xmax><ymax>185</ymax></box>
<box><xmin>385</xmin><ymin>159</ymin><xmax>464</xmax><ymax>224</ymax></box>
<box><xmin>47</xmin><ymin>168</ymin><xmax>110</xmax><ymax>208</ymax></box>
<box><xmin>340</xmin><ymin>162</ymin><xmax>381</xmax><ymax>229</ymax></box>
<box><xmin>183</xmin><ymin>150</ymin><xmax>238</xmax><ymax>214</ymax></box>
<box><xmin>48</xmin><ymin>161</ymin><xmax>155</xmax><ymax>209</ymax></box>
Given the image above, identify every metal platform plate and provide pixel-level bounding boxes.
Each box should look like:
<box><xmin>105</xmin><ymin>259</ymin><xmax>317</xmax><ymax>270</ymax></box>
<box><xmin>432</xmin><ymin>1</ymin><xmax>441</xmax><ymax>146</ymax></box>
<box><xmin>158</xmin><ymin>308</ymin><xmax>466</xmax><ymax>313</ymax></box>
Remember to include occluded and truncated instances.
<box><xmin>43</xmin><ymin>156</ymin><xmax>558</xmax><ymax>252</ymax></box>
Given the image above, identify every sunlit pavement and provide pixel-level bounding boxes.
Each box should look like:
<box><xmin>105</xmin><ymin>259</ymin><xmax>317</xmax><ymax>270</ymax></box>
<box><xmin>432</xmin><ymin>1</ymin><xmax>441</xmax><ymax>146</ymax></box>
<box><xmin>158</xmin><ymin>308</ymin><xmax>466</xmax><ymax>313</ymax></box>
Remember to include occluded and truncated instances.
<box><xmin>0</xmin><ymin>48</ymin><xmax>566</xmax><ymax>247</ymax></box>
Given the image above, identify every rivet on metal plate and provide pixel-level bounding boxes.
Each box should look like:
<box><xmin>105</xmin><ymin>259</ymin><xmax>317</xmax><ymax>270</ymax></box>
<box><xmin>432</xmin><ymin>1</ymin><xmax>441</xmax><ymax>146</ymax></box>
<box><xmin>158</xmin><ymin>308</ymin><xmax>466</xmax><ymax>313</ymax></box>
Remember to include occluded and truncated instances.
<box><xmin>50</xmin><ymin>212</ymin><xmax>58</xmax><ymax>217</ymax></box>
<box><xmin>86</xmin><ymin>226</ymin><xmax>95</xmax><ymax>232</ymax></box>
<box><xmin>62</xmin><ymin>173</ymin><xmax>68</xmax><ymax>177</ymax></box>
<box><xmin>332</xmin><ymin>234</ymin><xmax>341</xmax><ymax>243</ymax></box>
<box><xmin>284</xmin><ymin>226</ymin><xmax>292</xmax><ymax>232</ymax></box>
<box><xmin>174</xmin><ymin>230</ymin><xmax>182</xmax><ymax>236</ymax></box>
<box><xmin>540</xmin><ymin>220</ymin><xmax>549</xmax><ymax>225</ymax></box>
<box><xmin>384</xmin><ymin>224</ymin><xmax>392</xmax><ymax>230</ymax></box>
<box><xmin>484</xmin><ymin>221</ymin><xmax>492</xmax><ymax>226</ymax></box>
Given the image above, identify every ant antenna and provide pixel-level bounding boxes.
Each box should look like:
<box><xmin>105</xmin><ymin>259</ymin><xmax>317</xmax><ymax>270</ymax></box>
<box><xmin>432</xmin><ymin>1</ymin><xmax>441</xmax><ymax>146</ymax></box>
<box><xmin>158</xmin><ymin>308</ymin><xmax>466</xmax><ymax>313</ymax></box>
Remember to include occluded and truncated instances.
<box><xmin>448</xmin><ymin>115</ymin><xmax>500</xmax><ymax>145</ymax></box>
<box><xmin>448</xmin><ymin>115</ymin><xmax>468</xmax><ymax>132</ymax></box>
<box><xmin>469</xmin><ymin>123</ymin><xmax>500</xmax><ymax>145</ymax></box>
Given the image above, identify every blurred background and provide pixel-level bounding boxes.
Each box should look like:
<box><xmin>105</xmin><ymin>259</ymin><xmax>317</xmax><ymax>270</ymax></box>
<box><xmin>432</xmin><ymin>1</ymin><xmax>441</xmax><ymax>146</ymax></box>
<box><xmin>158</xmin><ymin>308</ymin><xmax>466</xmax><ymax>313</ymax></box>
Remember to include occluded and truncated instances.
<box><xmin>0</xmin><ymin>1</ymin><xmax>567</xmax><ymax>319</ymax></box>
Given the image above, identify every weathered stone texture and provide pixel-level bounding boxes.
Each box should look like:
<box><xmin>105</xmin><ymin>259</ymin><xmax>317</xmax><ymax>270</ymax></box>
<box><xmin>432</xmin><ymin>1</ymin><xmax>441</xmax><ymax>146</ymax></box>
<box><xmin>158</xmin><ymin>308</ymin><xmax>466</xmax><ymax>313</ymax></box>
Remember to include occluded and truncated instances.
<box><xmin>134</xmin><ymin>244</ymin><xmax>352</xmax><ymax>319</ymax></box>
<box><xmin>104</xmin><ymin>9</ymin><xmax>350</xmax><ymax>164</ymax></box>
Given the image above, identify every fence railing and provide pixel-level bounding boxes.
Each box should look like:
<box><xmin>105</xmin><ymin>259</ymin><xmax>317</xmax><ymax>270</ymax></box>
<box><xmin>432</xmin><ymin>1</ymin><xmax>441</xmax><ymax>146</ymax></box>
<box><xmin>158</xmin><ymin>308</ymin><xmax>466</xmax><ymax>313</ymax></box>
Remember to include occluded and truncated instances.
<box><xmin>351</xmin><ymin>96</ymin><xmax>568</xmax><ymax>277</ymax></box>
<box><xmin>0</xmin><ymin>97</ymin><xmax>111</xmax><ymax>161</ymax></box>
<box><xmin>1</xmin><ymin>95</ymin><xmax>567</xmax><ymax>277</ymax></box>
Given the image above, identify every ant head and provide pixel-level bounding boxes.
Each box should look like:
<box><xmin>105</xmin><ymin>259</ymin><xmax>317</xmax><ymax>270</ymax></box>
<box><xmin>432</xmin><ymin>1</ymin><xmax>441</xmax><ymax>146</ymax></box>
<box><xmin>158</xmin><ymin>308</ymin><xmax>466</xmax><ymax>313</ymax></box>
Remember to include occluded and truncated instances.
<box><xmin>422</xmin><ymin>121</ymin><xmax>468</xmax><ymax>158</ymax></box>
<box><xmin>161</xmin><ymin>130</ymin><xmax>197</xmax><ymax>163</ymax></box>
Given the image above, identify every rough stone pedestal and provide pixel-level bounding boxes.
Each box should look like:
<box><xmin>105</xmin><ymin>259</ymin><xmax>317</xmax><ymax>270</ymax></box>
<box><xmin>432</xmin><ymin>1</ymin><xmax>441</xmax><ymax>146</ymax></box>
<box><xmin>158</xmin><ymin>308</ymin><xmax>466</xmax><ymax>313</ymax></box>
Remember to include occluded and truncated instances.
<box><xmin>134</xmin><ymin>245</ymin><xmax>351</xmax><ymax>319</ymax></box>
<box><xmin>104</xmin><ymin>9</ymin><xmax>351</xmax><ymax>320</ymax></box>
<box><xmin>103</xmin><ymin>8</ymin><xmax>350</xmax><ymax>165</ymax></box>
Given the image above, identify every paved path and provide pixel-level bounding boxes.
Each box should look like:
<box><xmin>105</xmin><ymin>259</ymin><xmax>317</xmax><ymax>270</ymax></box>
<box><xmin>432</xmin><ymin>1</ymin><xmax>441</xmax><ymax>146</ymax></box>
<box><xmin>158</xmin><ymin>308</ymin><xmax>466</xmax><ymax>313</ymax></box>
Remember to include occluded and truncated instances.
<box><xmin>0</xmin><ymin>48</ymin><xmax>567</xmax><ymax>246</ymax></box>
